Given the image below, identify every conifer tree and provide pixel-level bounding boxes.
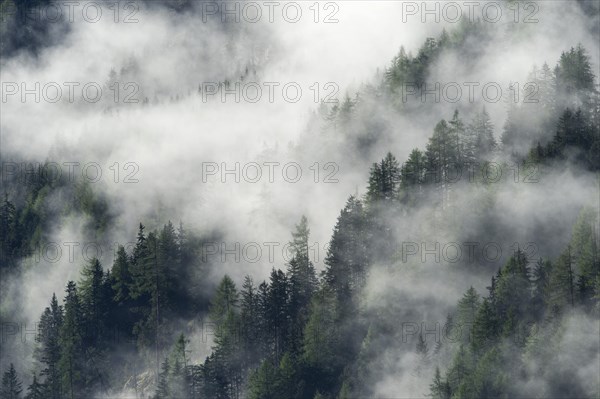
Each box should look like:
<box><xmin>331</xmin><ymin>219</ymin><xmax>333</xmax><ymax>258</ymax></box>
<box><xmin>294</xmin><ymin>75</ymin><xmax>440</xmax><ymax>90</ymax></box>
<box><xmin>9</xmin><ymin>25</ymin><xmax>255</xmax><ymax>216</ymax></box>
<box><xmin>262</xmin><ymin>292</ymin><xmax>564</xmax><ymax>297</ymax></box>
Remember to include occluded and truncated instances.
<box><xmin>24</xmin><ymin>374</ymin><xmax>43</xmax><ymax>399</ymax></box>
<box><xmin>59</xmin><ymin>281</ymin><xmax>85</xmax><ymax>399</ymax></box>
<box><xmin>426</xmin><ymin>120</ymin><xmax>461</xmax><ymax>207</ymax></box>
<box><xmin>35</xmin><ymin>294</ymin><xmax>63</xmax><ymax>399</ymax></box>
<box><xmin>366</xmin><ymin>153</ymin><xmax>401</xmax><ymax>203</ymax></box>
<box><xmin>1</xmin><ymin>364</ymin><xmax>23</xmax><ymax>399</ymax></box>
<box><xmin>548</xmin><ymin>246</ymin><xmax>576</xmax><ymax>309</ymax></box>
<box><xmin>430</xmin><ymin>367</ymin><xmax>451</xmax><ymax>399</ymax></box>
<box><xmin>469</xmin><ymin>108</ymin><xmax>496</xmax><ymax>159</ymax></box>
<box><xmin>456</xmin><ymin>287</ymin><xmax>480</xmax><ymax>344</ymax></box>
<box><xmin>111</xmin><ymin>245</ymin><xmax>132</xmax><ymax>303</ymax></box>
<box><xmin>400</xmin><ymin>149</ymin><xmax>427</xmax><ymax>200</ymax></box>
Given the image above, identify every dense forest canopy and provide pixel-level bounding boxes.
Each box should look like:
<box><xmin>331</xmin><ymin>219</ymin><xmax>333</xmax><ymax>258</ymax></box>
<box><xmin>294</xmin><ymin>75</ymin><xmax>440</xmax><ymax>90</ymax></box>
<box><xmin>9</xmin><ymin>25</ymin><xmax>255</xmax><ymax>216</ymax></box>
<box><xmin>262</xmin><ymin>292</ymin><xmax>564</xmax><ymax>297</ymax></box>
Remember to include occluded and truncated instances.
<box><xmin>1</xmin><ymin>1</ymin><xmax>599</xmax><ymax>398</ymax></box>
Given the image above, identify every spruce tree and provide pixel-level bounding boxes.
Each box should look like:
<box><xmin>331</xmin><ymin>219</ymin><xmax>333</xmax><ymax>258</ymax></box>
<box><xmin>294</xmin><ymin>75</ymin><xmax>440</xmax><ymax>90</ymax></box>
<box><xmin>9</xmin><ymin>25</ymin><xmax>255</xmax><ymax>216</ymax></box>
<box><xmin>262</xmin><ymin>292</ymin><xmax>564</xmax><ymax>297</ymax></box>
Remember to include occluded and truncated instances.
<box><xmin>35</xmin><ymin>294</ymin><xmax>63</xmax><ymax>399</ymax></box>
<box><xmin>400</xmin><ymin>149</ymin><xmax>427</xmax><ymax>200</ymax></box>
<box><xmin>548</xmin><ymin>246</ymin><xmax>576</xmax><ymax>310</ymax></box>
<box><xmin>59</xmin><ymin>281</ymin><xmax>85</xmax><ymax>399</ymax></box>
<box><xmin>24</xmin><ymin>374</ymin><xmax>43</xmax><ymax>399</ymax></box>
<box><xmin>456</xmin><ymin>287</ymin><xmax>480</xmax><ymax>344</ymax></box>
<box><xmin>111</xmin><ymin>245</ymin><xmax>132</xmax><ymax>303</ymax></box>
<box><xmin>469</xmin><ymin>108</ymin><xmax>496</xmax><ymax>159</ymax></box>
<box><xmin>1</xmin><ymin>364</ymin><xmax>23</xmax><ymax>399</ymax></box>
<box><xmin>287</xmin><ymin>216</ymin><xmax>318</xmax><ymax>355</ymax></box>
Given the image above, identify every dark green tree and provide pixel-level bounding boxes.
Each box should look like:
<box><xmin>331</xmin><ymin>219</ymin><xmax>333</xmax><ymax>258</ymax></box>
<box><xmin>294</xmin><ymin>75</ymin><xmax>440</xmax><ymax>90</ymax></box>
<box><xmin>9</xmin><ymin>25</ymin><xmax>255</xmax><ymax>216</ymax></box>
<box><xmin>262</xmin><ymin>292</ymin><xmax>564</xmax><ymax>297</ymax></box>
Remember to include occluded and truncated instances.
<box><xmin>209</xmin><ymin>275</ymin><xmax>242</xmax><ymax>398</ymax></box>
<box><xmin>24</xmin><ymin>374</ymin><xmax>43</xmax><ymax>399</ymax></box>
<box><xmin>287</xmin><ymin>216</ymin><xmax>318</xmax><ymax>355</ymax></box>
<box><xmin>111</xmin><ymin>245</ymin><xmax>132</xmax><ymax>304</ymax></box>
<box><xmin>58</xmin><ymin>281</ymin><xmax>85</xmax><ymax>399</ymax></box>
<box><xmin>35</xmin><ymin>294</ymin><xmax>63</xmax><ymax>399</ymax></box>
<box><xmin>366</xmin><ymin>152</ymin><xmax>401</xmax><ymax>203</ymax></box>
<box><xmin>455</xmin><ymin>287</ymin><xmax>480</xmax><ymax>344</ymax></box>
<box><xmin>399</xmin><ymin>149</ymin><xmax>427</xmax><ymax>201</ymax></box>
<box><xmin>429</xmin><ymin>366</ymin><xmax>451</xmax><ymax>399</ymax></box>
<box><xmin>1</xmin><ymin>364</ymin><xmax>23</xmax><ymax>399</ymax></box>
<box><xmin>469</xmin><ymin>107</ymin><xmax>496</xmax><ymax>159</ymax></box>
<box><xmin>240</xmin><ymin>275</ymin><xmax>261</xmax><ymax>367</ymax></box>
<box><xmin>548</xmin><ymin>246</ymin><xmax>576</xmax><ymax>310</ymax></box>
<box><xmin>425</xmin><ymin>120</ymin><xmax>461</xmax><ymax>207</ymax></box>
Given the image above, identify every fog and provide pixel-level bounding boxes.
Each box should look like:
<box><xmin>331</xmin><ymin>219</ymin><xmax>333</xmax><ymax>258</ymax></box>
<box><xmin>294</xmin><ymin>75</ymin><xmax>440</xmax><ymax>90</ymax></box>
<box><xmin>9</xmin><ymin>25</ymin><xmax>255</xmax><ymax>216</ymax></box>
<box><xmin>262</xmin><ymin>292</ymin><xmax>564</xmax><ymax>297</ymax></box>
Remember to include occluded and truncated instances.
<box><xmin>1</xmin><ymin>0</ymin><xmax>599</xmax><ymax>397</ymax></box>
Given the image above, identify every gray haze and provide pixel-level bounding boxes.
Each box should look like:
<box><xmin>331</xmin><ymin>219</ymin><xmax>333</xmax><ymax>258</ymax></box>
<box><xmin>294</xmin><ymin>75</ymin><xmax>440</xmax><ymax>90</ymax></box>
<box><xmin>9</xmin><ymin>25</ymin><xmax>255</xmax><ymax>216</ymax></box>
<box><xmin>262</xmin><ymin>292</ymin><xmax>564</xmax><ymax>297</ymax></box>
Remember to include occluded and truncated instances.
<box><xmin>1</xmin><ymin>0</ymin><xmax>599</xmax><ymax>396</ymax></box>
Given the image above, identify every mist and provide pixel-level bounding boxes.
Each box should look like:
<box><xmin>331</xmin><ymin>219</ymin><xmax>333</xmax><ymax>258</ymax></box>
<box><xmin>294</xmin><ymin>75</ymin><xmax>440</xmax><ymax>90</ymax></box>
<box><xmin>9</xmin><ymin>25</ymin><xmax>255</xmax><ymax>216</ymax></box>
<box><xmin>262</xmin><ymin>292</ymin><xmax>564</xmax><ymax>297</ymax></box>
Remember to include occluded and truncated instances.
<box><xmin>1</xmin><ymin>0</ymin><xmax>599</xmax><ymax>398</ymax></box>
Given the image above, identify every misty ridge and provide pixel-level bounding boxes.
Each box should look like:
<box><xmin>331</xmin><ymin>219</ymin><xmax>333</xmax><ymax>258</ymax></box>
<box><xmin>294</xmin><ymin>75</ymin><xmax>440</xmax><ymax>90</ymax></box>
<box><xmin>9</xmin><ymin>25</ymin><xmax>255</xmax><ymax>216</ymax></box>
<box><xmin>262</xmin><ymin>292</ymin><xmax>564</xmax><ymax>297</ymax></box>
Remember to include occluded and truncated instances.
<box><xmin>0</xmin><ymin>0</ymin><xmax>599</xmax><ymax>398</ymax></box>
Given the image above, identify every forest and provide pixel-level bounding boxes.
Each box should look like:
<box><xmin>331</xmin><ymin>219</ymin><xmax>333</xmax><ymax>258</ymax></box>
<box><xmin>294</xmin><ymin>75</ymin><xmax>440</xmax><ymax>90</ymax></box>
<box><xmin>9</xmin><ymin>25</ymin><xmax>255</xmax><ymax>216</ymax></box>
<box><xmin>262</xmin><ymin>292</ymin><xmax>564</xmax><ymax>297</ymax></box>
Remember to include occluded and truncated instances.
<box><xmin>1</xmin><ymin>1</ymin><xmax>599</xmax><ymax>398</ymax></box>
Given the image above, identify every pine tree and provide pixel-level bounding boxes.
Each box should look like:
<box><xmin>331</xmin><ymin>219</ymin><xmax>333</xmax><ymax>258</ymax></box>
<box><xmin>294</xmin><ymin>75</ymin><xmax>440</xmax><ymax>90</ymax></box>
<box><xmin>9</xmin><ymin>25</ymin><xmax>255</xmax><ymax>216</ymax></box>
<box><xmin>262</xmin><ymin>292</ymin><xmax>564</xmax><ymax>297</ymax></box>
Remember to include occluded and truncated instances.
<box><xmin>209</xmin><ymin>275</ymin><xmax>242</xmax><ymax>398</ymax></box>
<box><xmin>380</xmin><ymin>152</ymin><xmax>401</xmax><ymax>200</ymax></box>
<box><xmin>366</xmin><ymin>153</ymin><xmax>401</xmax><ymax>203</ymax></box>
<box><xmin>548</xmin><ymin>246</ymin><xmax>576</xmax><ymax>310</ymax></box>
<box><xmin>132</xmin><ymin>223</ymin><xmax>148</xmax><ymax>268</ymax></box>
<box><xmin>24</xmin><ymin>374</ymin><xmax>43</xmax><ymax>399</ymax></box>
<box><xmin>554</xmin><ymin>44</ymin><xmax>595</xmax><ymax>108</ymax></box>
<box><xmin>288</xmin><ymin>216</ymin><xmax>318</xmax><ymax>299</ymax></box>
<box><xmin>111</xmin><ymin>245</ymin><xmax>132</xmax><ymax>303</ymax></box>
<box><xmin>1</xmin><ymin>364</ymin><xmax>23</xmax><ymax>399</ymax></box>
<box><xmin>210</xmin><ymin>275</ymin><xmax>240</xmax><ymax>330</ymax></box>
<box><xmin>79</xmin><ymin>258</ymin><xmax>109</xmax><ymax>347</ymax></box>
<box><xmin>275</xmin><ymin>352</ymin><xmax>297</xmax><ymax>399</ymax></box>
<box><xmin>256</xmin><ymin>281</ymin><xmax>271</xmax><ymax>357</ymax></box>
<box><xmin>324</xmin><ymin>196</ymin><xmax>369</xmax><ymax>302</ymax></box>
<box><xmin>288</xmin><ymin>216</ymin><xmax>318</xmax><ymax>355</ymax></box>
<box><xmin>400</xmin><ymin>149</ymin><xmax>427</xmax><ymax>203</ymax></box>
<box><xmin>155</xmin><ymin>359</ymin><xmax>170</xmax><ymax>399</ymax></box>
<box><xmin>338</xmin><ymin>95</ymin><xmax>355</xmax><ymax>125</ymax></box>
<box><xmin>430</xmin><ymin>366</ymin><xmax>451</xmax><ymax>399</ymax></box>
<box><xmin>456</xmin><ymin>287</ymin><xmax>480</xmax><ymax>344</ymax></box>
<box><xmin>385</xmin><ymin>46</ymin><xmax>411</xmax><ymax>91</ymax></box>
<box><xmin>302</xmin><ymin>288</ymin><xmax>340</xmax><ymax>383</ymax></box>
<box><xmin>447</xmin><ymin>345</ymin><xmax>474</xmax><ymax>392</ymax></box>
<box><xmin>158</xmin><ymin>221</ymin><xmax>180</xmax><ymax>312</ymax></box>
<box><xmin>571</xmin><ymin>207</ymin><xmax>600</xmax><ymax>307</ymax></box>
<box><xmin>471</xmin><ymin>298</ymin><xmax>497</xmax><ymax>354</ymax></box>
<box><xmin>247</xmin><ymin>359</ymin><xmax>277</xmax><ymax>399</ymax></box>
<box><xmin>548</xmin><ymin>108</ymin><xmax>591</xmax><ymax>159</ymax></box>
<box><xmin>267</xmin><ymin>269</ymin><xmax>289</xmax><ymax>362</ymax></box>
<box><xmin>416</xmin><ymin>332</ymin><xmax>428</xmax><ymax>358</ymax></box>
<box><xmin>530</xmin><ymin>258</ymin><xmax>552</xmax><ymax>317</ymax></box>
<box><xmin>449</xmin><ymin>110</ymin><xmax>468</xmax><ymax>163</ymax></box>
<box><xmin>501</xmin><ymin>102</ymin><xmax>520</xmax><ymax>153</ymax></box>
<box><xmin>536</xmin><ymin>62</ymin><xmax>557</xmax><ymax>112</ymax></box>
<box><xmin>425</xmin><ymin>120</ymin><xmax>461</xmax><ymax>208</ymax></box>
<box><xmin>174</xmin><ymin>334</ymin><xmax>192</xmax><ymax>396</ymax></box>
<box><xmin>35</xmin><ymin>294</ymin><xmax>63</xmax><ymax>399</ymax></box>
<box><xmin>0</xmin><ymin>193</ymin><xmax>17</xmax><ymax>266</ymax></box>
<box><xmin>469</xmin><ymin>108</ymin><xmax>496</xmax><ymax>159</ymax></box>
<box><xmin>59</xmin><ymin>281</ymin><xmax>85</xmax><ymax>399</ymax></box>
<box><xmin>240</xmin><ymin>275</ymin><xmax>260</xmax><ymax>366</ymax></box>
<box><xmin>495</xmin><ymin>251</ymin><xmax>531</xmax><ymax>328</ymax></box>
<box><xmin>130</xmin><ymin>229</ymin><xmax>171</xmax><ymax>373</ymax></box>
